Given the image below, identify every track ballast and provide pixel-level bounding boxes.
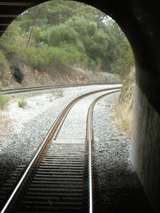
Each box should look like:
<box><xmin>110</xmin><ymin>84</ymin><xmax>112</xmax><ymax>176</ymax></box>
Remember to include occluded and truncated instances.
<box><xmin>0</xmin><ymin>87</ymin><xmax>120</xmax><ymax>213</ymax></box>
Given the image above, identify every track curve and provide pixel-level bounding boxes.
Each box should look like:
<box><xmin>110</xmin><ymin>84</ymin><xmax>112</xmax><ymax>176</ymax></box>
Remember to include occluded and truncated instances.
<box><xmin>0</xmin><ymin>87</ymin><xmax>120</xmax><ymax>213</ymax></box>
<box><xmin>0</xmin><ymin>84</ymin><xmax>121</xmax><ymax>95</ymax></box>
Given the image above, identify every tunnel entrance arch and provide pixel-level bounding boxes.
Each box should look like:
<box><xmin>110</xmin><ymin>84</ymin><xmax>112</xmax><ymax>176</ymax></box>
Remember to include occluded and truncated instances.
<box><xmin>0</xmin><ymin>1</ymin><xmax>160</xmax><ymax>212</ymax></box>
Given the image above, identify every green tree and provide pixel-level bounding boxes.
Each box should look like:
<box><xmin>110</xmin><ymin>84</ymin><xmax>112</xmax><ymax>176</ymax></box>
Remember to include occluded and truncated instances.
<box><xmin>0</xmin><ymin>0</ymin><xmax>134</xmax><ymax>76</ymax></box>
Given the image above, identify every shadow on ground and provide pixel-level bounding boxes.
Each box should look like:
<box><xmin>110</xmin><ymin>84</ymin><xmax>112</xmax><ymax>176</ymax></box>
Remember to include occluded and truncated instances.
<box><xmin>94</xmin><ymin>166</ymin><xmax>154</xmax><ymax>213</ymax></box>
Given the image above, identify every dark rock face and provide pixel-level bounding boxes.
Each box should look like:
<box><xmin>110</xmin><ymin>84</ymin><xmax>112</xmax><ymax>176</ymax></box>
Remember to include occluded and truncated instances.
<box><xmin>1</xmin><ymin>0</ymin><xmax>160</xmax><ymax>212</ymax></box>
<box><xmin>93</xmin><ymin>94</ymin><xmax>153</xmax><ymax>213</ymax></box>
<box><xmin>132</xmin><ymin>87</ymin><xmax>160</xmax><ymax>213</ymax></box>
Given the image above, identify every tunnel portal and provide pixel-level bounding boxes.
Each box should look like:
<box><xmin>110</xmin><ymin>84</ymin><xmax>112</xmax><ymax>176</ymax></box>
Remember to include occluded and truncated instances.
<box><xmin>0</xmin><ymin>1</ymin><xmax>160</xmax><ymax>212</ymax></box>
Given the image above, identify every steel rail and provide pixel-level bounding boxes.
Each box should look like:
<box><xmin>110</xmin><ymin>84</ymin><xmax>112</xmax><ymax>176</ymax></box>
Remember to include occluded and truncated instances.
<box><xmin>0</xmin><ymin>83</ymin><xmax>121</xmax><ymax>95</ymax></box>
<box><xmin>86</xmin><ymin>89</ymin><xmax>120</xmax><ymax>213</ymax></box>
<box><xmin>1</xmin><ymin>86</ymin><xmax>121</xmax><ymax>213</ymax></box>
<box><xmin>0</xmin><ymin>85</ymin><xmax>56</xmax><ymax>95</ymax></box>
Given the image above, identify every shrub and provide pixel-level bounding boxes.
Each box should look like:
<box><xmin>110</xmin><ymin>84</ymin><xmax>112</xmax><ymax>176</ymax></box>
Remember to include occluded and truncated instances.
<box><xmin>18</xmin><ymin>98</ymin><xmax>27</xmax><ymax>108</ymax></box>
<box><xmin>48</xmin><ymin>24</ymin><xmax>79</xmax><ymax>46</ymax></box>
<box><xmin>11</xmin><ymin>65</ymin><xmax>24</xmax><ymax>83</ymax></box>
<box><xmin>0</xmin><ymin>96</ymin><xmax>10</xmax><ymax>110</ymax></box>
<box><xmin>0</xmin><ymin>50</ymin><xmax>7</xmax><ymax>77</ymax></box>
<box><xmin>0</xmin><ymin>51</ymin><xmax>7</xmax><ymax>77</ymax></box>
<box><xmin>0</xmin><ymin>50</ymin><xmax>7</xmax><ymax>66</ymax></box>
<box><xmin>21</xmin><ymin>45</ymin><xmax>88</xmax><ymax>70</ymax></box>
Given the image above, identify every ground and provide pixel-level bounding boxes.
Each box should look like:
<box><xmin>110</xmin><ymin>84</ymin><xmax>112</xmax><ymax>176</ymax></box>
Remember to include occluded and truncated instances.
<box><xmin>0</xmin><ymin>63</ymin><xmax>120</xmax><ymax>89</ymax></box>
<box><xmin>93</xmin><ymin>94</ymin><xmax>153</xmax><ymax>213</ymax></box>
<box><xmin>0</xmin><ymin>85</ymin><xmax>115</xmax><ymax>186</ymax></box>
<box><xmin>0</xmin><ymin>86</ymin><xmax>153</xmax><ymax>212</ymax></box>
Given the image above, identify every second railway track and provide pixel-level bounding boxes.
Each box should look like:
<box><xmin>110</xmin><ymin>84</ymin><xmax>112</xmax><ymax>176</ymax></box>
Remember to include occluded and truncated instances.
<box><xmin>0</xmin><ymin>84</ymin><xmax>121</xmax><ymax>95</ymax></box>
<box><xmin>0</xmin><ymin>86</ymin><xmax>120</xmax><ymax>213</ymax></box>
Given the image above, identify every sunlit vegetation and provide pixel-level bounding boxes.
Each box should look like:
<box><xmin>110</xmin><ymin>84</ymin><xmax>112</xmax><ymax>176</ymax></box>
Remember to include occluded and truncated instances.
<box><xmin>17</xmin><ymin>98</ymin><xmax>27</xmax><ymax>108</ymax></box>
<box><xmin>0</xmin><ymin>0</ymin><xmax>134</xmax><ymax>77</ymax></box>
<box><xmin>0</xmin><ymin>96</ymin><xmax>10</xmax><ymax>110</ymax></box>
<box><xmin>113</xmin><ymin>68</ymin><xmax>135</xmax><ymax>134</ymax></box>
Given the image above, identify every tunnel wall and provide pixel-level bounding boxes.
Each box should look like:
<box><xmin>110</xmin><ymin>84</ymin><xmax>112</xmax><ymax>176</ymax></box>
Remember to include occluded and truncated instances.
<box><xmin>109</xmin><ymin>2</ymin><xmax>160</xmax><ymax>212</ymax></box>
<box><xmin>132</xmin><ymin>84</ymin><xmax>160</xmax><ymax>213</ymax></box>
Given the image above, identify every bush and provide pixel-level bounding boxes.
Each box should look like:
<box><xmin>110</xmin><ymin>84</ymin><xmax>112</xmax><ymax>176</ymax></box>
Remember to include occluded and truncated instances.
<box><xmin>0</xmin><ymin>50</ymin><xmax>7</xmax><ymax>77</ymax></box>
<box><xmin>18</xmin><ymin>98</ymin><xmax>27</xmax><ymax>108</ymax></box>
<box><xmin>0</xmin><ymin>96</ymin><xmax>10</xmax><ymax>110</ymax></box>
<box><xmin>48</xmin><ymin>24</ymin><xmax>79</xmax><ymax>46</ymax></box>
<box><xmin>0</xmin><ymin>1</ymin><xmax>134</xmax><ymax>76</ymax></box>
<box><xmin>11</xmin><ymin>65</ymin><xmax>24</xmax><ymax>83</ymax></box>
<box><xmin>21</xmin><ymin>45</ymin><xmax>88</xmax><ymax>70</ymax></box>
<box><xmin>0</xmin><ymin>50</ymin><xmax>7</xmax><ymax>66</ymax></box>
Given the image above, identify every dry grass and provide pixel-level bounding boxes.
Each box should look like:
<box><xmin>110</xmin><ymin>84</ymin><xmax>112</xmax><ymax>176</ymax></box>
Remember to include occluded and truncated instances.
<box><xmin>113</xmin><ymin>103</ymin><xmax>133</xmax><ymax>136</ymax></box>
<box><xmin>0</xmin><ymin>95</ymin><xmax>10</xmax><ymax>110</ymax></box>
<box><xmin>17</xmin><ymin>98</ymin><xmax>27</xmax><ymax>108</ymax></box>
<box><xmin>113</xmin><ymin>67</ymin><xmax>135</xmax><ymax>136</ymax></box>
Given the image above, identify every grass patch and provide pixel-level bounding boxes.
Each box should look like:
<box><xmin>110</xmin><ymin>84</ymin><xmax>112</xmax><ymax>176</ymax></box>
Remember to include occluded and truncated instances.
<box><xmin>113</xmin><ymin>103</ymin><xmax>133</xmax><ymax>135</ymax></box>
<box><xmin>113</xmin><ymin>68</ymin><xmax>135</xmax><ymax>136</ymax></box>
<box><xmin>52</xmin><ymin>89</ymin><xmax>64</xmax><ymax>98</ymax></box>
<box><xmin>0</xmin><ymin>95</ymin><xmax>10</xmax><ymax>110</ymax></box>
<box><xmin>17</xmin><ymin>98</ymin><xmax>27</xmax><ymax>108</ymax></box>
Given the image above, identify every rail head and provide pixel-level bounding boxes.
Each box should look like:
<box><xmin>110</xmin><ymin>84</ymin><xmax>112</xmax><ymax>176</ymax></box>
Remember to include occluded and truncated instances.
<box><xmin>1</xmin><ymin>87</ymin><xmax>121</xmax><ymax>213</ymax></box>
<box><xmin>0</xmin><ymin>83</ymin><xmax>122</xmax><ymax>95</ymax></box>
<box><xmin>86</xmin><ymin>89</ymin><xmax>120</xmax><ymax>213</ymax></box>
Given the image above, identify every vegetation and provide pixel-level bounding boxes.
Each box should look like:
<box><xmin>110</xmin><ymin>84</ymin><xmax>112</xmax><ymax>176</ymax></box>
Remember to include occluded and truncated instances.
<box><xmin>0</xmin><ymin>0</ymin><xmax>134</xmax><ymax>78</ymax></box>
<box><xmin>0</xmin><ymin>96</ymin><xmax>10</xmax><ymax>110</ymax></box>
<box><xmin>113</xmin><ymin>68</ymin><xmax>135</xmax><ymax>134</ymax></box>
<box><xmin>11</xmin><ymin>65</ymin><xmax>24</xmax><ymax>83</ymax></box>
<box><xmin>17</xmin><ymin>98</ymin><xmax>27</xmax><ymax>108</ymax></box>
<box><xmin>0</xmin><ymin>50</ymin><xmax>7</xmax><ymax>78</ymax></box>
<box><xmin>0</xmin><ymin>51</ymin><xmax>6</xmax><ymax>67</ymax></box>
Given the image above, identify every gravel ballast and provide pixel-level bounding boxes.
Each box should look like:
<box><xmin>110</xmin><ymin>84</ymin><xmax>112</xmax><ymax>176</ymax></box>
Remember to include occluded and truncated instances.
<box><xmin>93</xmin><ymin>93</ymin><xmax>153</xmax><ymax>213</ymax></box>
<box><xmin>0</xmin><ymin>86</ymin><xmax>152</xmax><ymax>213</ymax></box>
<box><xmin>0</xmin><ymin>85</ymin><xmax>118</xmax><ymax>187</ymax></box>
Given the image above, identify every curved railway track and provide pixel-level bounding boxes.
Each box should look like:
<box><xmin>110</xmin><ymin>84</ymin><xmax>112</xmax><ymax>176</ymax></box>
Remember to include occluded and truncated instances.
<box><xmin>0</xmin><ymin>87</ymin><xmax>120</xmax><ymax>213</ymax></box>
<box><xmin>86</xmin><ymin>90</ymin><xmax>119</xmax><ymax>213</ymax></box>
<box><xmin>0</xmin><ymin>85</ymin><xmax>55</xmax><ymax>95</ymax></box>
<box><xmin>0</xmin><ymin>83</ymin><xmax>121</xmax><ymax>95</ymax></box>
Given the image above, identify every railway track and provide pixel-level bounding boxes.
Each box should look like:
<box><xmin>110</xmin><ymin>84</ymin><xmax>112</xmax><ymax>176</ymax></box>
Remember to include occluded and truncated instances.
<box><xmin>0</xmin><ymin>83</ymin><xmax>121</xmax><ymax>95</ymax></box>
<box><xmin>0</xmin><ymin>87</ymin><xmax>120</xmax><ymax>213</ymax></box>
<box><xmin>0</xmin><ymin>85</ymin><xmax>55</xmax><ymax>95</ymax></box>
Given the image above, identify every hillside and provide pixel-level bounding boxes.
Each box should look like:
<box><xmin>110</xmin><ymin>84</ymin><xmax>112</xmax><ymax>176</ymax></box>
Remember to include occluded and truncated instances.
<box><xmin>0</xmin><ymin>1</ymin><xmax>133</xmax><ymax>89</ymax></box>
<box><xmin>0</xmin><ymin>62</ymin><xmax>120</xmax><ymax>89</ymax></box>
